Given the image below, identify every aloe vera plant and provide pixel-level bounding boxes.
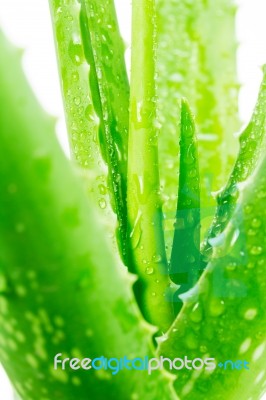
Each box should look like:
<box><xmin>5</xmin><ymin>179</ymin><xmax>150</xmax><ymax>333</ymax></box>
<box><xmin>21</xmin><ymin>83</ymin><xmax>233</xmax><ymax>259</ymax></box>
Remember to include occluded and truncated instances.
<box><xmin>0</xmin><ymin>29</ymin><xmax>175</xmax><ymax>400</ymax></box>
<box><xmin>1</xmin><ymin>0</ymin><xmax>266</xmax><ymax>399</ymax></box>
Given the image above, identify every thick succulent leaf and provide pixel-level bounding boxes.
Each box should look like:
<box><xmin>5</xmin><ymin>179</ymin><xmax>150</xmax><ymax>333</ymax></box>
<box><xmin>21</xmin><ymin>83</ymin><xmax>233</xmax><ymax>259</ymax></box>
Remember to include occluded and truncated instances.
<box><xmin>158</xmin><ymin>133</ymin><xmax>266</xmax><ymax>399</ymax></box>
<box><xmin>80</xmin><ymin>0</ymin><xmax>130</xmax><ymax>263</ymax></box>
<box><xmin>50</xmin><ymin>0</ymin><xmax>130</xmax><ymax>264</ymax></box>
<box><xmin>202</xmin><ymin>67</ymin><xmax>266</xmax><ymax>264</ymax></box>
<box><xmin>170</xmin><ymin>100</ymin><xmax>200</xmax><ymax>313</ymax></box>
<box><xmin>49</xmin><ymin>1</ymin><xmax>101</xmax><ymax>171</ymax></box>
<box><xmin>0</xmin><ymin>30</ymin><xmax>176</xmax><ymax>400</ymax></box>
<box><xmin>156</xmin><ymin>0</ymin><xmax>239</xmax><ymax>253</ymax></box>
<box><xmin>127</xmin><ymin>0</ymin><xmax>175</xmax><ymax>333</ymax></box>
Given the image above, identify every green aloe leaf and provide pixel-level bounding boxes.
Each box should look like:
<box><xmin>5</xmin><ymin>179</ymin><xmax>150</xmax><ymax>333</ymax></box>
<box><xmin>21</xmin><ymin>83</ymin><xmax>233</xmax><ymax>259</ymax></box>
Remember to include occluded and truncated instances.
<box><xmin>158</xmin><ymin>146</ymin><xmax>266</xmax><ymax>399</ymax></box>
<box><xmin>0</xmin><ymin>30</ymin><xmax>176</xmax><ymax>400</ymax></box>
<box><xmin>170</xmin><ymin>99</ymin><xmax>200</xmax><ymax>313</ymax></box>
<box><xmin>127</xmin><ymin>0</ymin><xmax>175</xmax><ymax>333</ymax></box>
<box><xmin>49</xmin><ymin>1</ymin><xmax>101</xmax><ymax>172</ymax></box>
<box><xmin>156</xmin><ymin>0</ymin><xmax>239</xmax><ymax>253</ymax></box>
<box><xmin>80</xmin><ymin>0</ymin><xmax>130</xmax><ymax>263</ymax></box>
<box><xmin>202</xmin><ymin>67</ymin><xmax>266</xmax><ymax>264</ymax></box>
<box><xmin>49</xmin><ymin>0</ymin><xmax>130</xmax><ymax>264</ymax></box>
<box><xmin>157</xmin><ymin>69</ymin><xmax>266</xmax><ymax>399</ymax></box>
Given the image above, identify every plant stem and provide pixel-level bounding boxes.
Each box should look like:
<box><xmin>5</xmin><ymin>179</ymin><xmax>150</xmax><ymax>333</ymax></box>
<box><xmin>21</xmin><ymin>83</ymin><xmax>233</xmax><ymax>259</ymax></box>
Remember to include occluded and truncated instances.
<box><xmin>127</xmin><ymin>0</ymin><xmax>174</xmax><ymax>333</ymax></box>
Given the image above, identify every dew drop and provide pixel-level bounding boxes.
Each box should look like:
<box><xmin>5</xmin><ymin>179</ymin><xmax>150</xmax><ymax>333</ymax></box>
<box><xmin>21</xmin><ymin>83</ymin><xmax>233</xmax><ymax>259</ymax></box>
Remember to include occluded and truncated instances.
<box><xmin>247</xmin><ymin>262</ymin><xmax>255</xmax><ymax>270</ymax></box>
<box><xmin>189</xmin><ymin>169</ymin><xmax>197</xmax><ymax>178</ymax></box>
<box><xmin>209</xmin><ymin>299</ymin><xmax>225</xmax><ymax>317</ymax></box>
<box><xmin>226</xmin><ymin>262</ymin><xmax>237</xmax><ymax>271</ymax></box>
<box><xmin>255</xmin><ymin>370</ymin><xmax>265</xmax><ymax>384</ymax></box>
<box><xmin>145</xmin><ymin>267</ymin><xmax>154</xmax><ymax>275</ymax></box>
<box><xmin>189</xmin><ymin>302</ymin><xmax>203</xmax><ymax>323</ymax></box>
<box><xmin>257</xmin><ymin>189</ymin><xmax>266</xmax><ymax>199</ymax></box>
<box><xmin>244</xmin><ymin>308</ymin><xmax>258</xmax><ymax>321</ymax></box>
<box><xmin>98</xmin><ymin>198</ymin><xmax>107</xmax><ymax>209</ymax></box>
<box><xmin>68</xmin><ymin>42</ymin><xmax>83</xmax><ymax>66</ymax></box>
<box><xmin>252</xmin><ymin>342</ymin><xmax>266</xmax><ymax>362</ymax></box>
<box><xmin>239</xmin><ymin>338</ymin><xmax>252</xmax><ymax>354</ymax></box>
<box><xmin>258</xmin><ymin>259</ymin><xmax>265</xmax><ymax>267</ymax></box>
<box><xmin>74</xmin><ymin>96</ymin><xmax>81</xmax><ymax>106</ymax></box>
<box><xmin>244</xmin><ymin>205</ymin><xmax>253</xmax><ymax>215</ymax></box>
<box><xmin>152</xmin><ymin>254</ymin><xmax>162</xmax><ymax>263</ymax></box>
<box><xmin>85</xmin><ymin>104</ymin><xmax>96</xmax><ymax>122</ymax></box>
<box><xmin>86</xmin><ymin>329</ymin><xmax>94</xmax><ymax>337</ymax></box>
<box><xmin>72</xmin><ymin>71</ymin><xmax>79</xmax><ymax>82</ymax></box>
<box><xmin>199</xmin><ymin>345</ymin><xmax>207</xmax><ymax>353</ymax></box>
<box><xmin>130</xmin><ymin>211</ymin><xmax>142</xmax><ymax>249</ymax></box>
<box><xmin>251</xmin><ymin>218</ymin><xmax>261</xmax><ymax>228</ymax></box>
<box><xmin>185</xmin><ymin>332</ymin><xmax>199</xmax><ymax>350</ymax></box>
<box><xmin>250</xmin><ymin>246</ymin><xmax>263</xmax><ymax>256</ymax></box>
<box><xmin>98</xmin><ymin>184</ymin><xmax>107</xmax><ymax>195</ymax></box>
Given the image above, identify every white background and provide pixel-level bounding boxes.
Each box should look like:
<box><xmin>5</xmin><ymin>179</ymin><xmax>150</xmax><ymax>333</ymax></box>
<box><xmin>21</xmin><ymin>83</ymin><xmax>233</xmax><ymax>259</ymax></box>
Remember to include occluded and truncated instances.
<box><xmin>0</xmin><ymin>0</ymin><xmax>266</xmax><ymax>399</ymax></box>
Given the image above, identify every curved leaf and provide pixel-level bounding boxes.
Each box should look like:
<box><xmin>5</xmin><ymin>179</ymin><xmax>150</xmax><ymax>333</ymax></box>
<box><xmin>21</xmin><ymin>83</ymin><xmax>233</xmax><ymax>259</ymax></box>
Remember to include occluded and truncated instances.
<box><xmin>202</xmin><ymin>67</ymin><xmax>266</xmax><ymax>264</ymax></box>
